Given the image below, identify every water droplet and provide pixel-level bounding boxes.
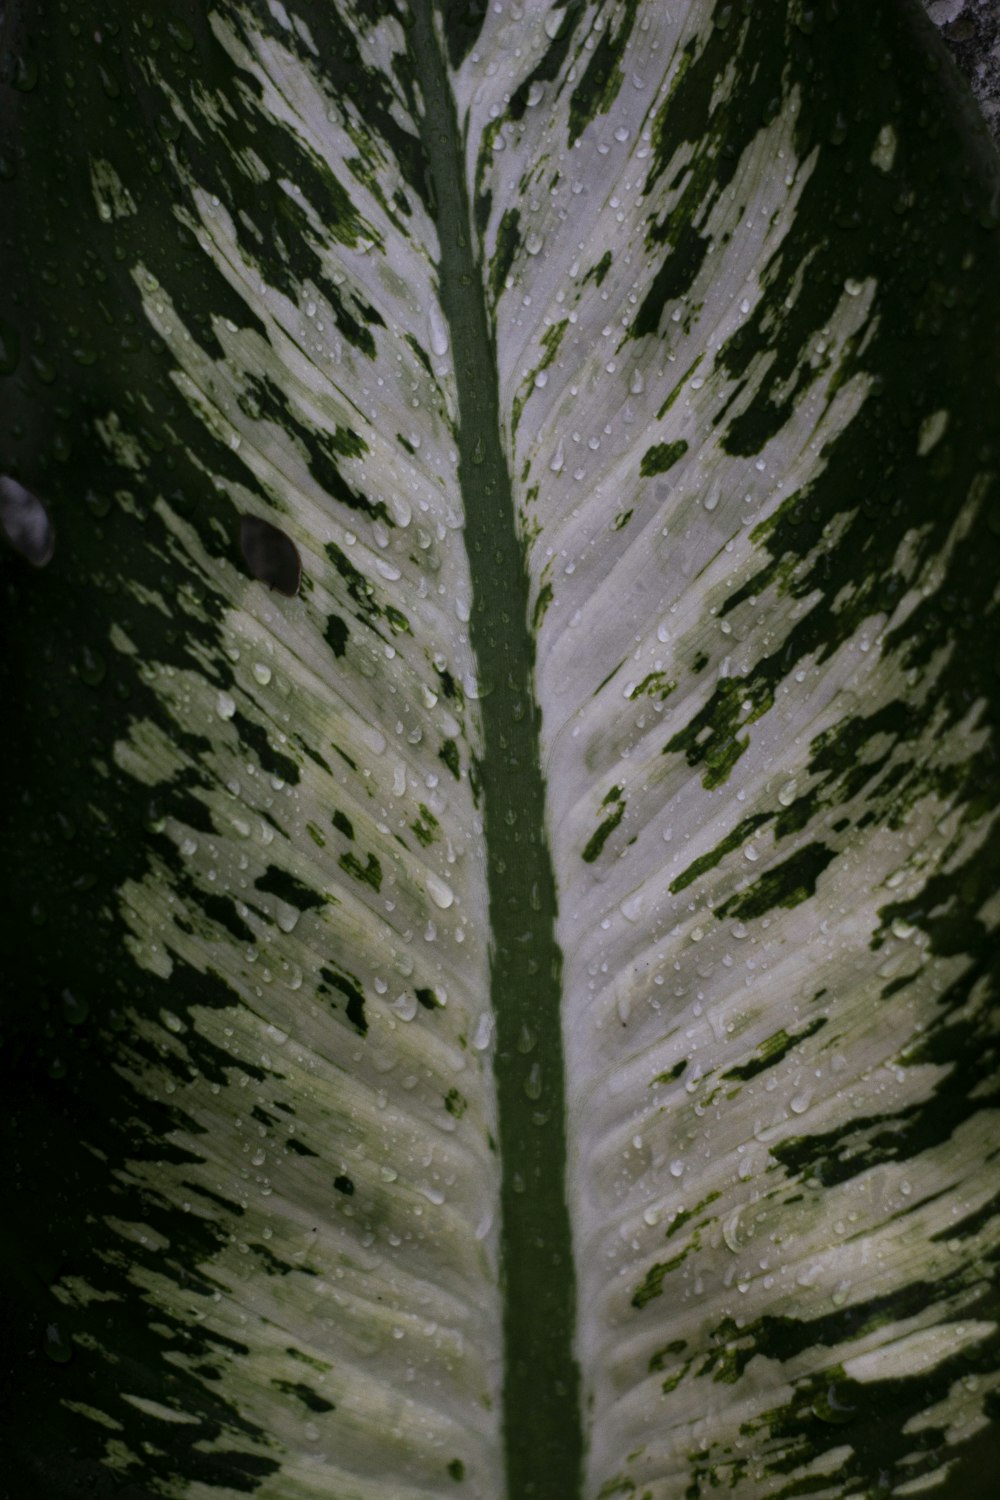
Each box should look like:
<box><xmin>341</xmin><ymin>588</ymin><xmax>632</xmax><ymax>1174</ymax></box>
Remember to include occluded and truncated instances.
<box><xmin>722</xmin><ymin>1210</ymin><xmax>743</xmax><ymax>1252</ymax></box>
<box><xmin>217</xmin><ymin>690</ymin><xmax>237</xmax><ymax>720</ymax></box>
<box><xmin>61</xmin><ymin>989</ymin><xmax>89</xmax><ymax>1025</ymax></box>
<box><xmin>472</xmin><ymin>1012</ymin><xmax>494</xmax><ymax>1051</ymax></box>
<box><xmin>166</xmin><ymin>18</ymin><xmax>195</xmax><ymax>50</ymax></box>
<box><xmin>620</xmin><ymin>892</ymin><xmax>644</xmax><ymax>922</ymax></box>
<box><xmin>98</xmin><ymin>63</ymin><xmax>121</xmax><ymax>100</ymax></box>
<box><xmin>550</xmin><ymin>439</ymin><xmax>565</xmax><ymax>473</ymax></box>
<box><xmin>44</xmin><ymin>1323</ymin><xmax>73</xmax><ymax>1364</ymax></box>
<box><xmin>12</xmin><ymin>54</ymin><xmax>39</xmax><ymax>93</ymax></box>
<box><xmin>252</xmin><ymin>661</ymin><xmax>272</xmax><ymax>685</ymax></box>
<box><xmin>428</xmin><ymin>304</ymin><xmax>449</xmax><ymax>358</ymax></box>
<box><xmin>426</xmin><ymin>874</ymin><xmax>454</xmax><ymax>910</ymax></box>
<box><xmin>392</xmin><ymin>992</ymin><xmax>417</xmax><ymax>1021</ymax></box>
<box><xmin>524</xmin><ymin>1062</ymin><xmax>542</xmax><ymax>1100</ymax></box>
<box><xmin>79</xmin><ymin>646</ymin><xmax>106</xmax><ymax>687</ymax></box>
<box><xmin>777</xmin><ymin>780</ymin><xmax>797</xmax><ymax>806</ymax></box>
<box><xmin>0</xmin><ymin>475</ymin><xmax>55</xmax><ymax>565</ymax></box>
<box><xmin>669</xmin><ymin>1159</ymin><xmax>685</xmax><ymax>1178</ymax></box>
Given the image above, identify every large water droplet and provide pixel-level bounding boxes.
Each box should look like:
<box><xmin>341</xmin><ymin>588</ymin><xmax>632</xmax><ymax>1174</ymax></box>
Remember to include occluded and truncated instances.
<box><xmin>0</xmin><ymin>476</ymin><xmax>55</xmax><ymax>565</ymax></box>
<box><xmin>12</xmin><ymin>54</ymin><xmax>39</xmax><ymax>92</ymax></box>
<box><xmin>44</xmin><ymin>1323</ymin><xmax>73</xmax><ymax>1364</ymax></box>
<box><xmin>428</xmin><ymin>304</ymin><xmax>450</xmax><ymax>358</ymax></box>
<box><xmin>80</xmin><ymin>647</ymin><xmax>106</xmax><ymax>687</ymax></box>
<box><xmin>524</xmin><ymin>1062</ymin><xmax>542</xmax><ymax>1100</ymax></box>
<box><xmin>426</xmin><ymin>874</ymin><xmax>454</xmax><ymax>910</ymax></box>
<box><xmin>472</xmin><ymin>1012</ymin><xmax>494</xmax><ymax>1051</ymax></box>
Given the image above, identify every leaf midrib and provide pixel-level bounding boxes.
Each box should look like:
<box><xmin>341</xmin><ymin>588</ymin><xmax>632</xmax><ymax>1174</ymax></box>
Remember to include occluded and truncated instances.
<box><xmin>408</xmin><ymin>5</ymin><xmax>582</xmax><ymax>1495</ymax></box>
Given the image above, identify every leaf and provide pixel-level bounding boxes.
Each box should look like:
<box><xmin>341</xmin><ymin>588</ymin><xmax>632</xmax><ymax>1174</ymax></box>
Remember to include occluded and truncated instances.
<box><xmin>2</xmin><ymin>2</ymin><xmax>999</xmax><ymax>1498</ymax></box>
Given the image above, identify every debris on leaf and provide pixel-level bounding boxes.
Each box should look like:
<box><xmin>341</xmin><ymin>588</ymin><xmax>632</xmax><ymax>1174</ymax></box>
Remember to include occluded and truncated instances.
<box><xmin>239</xmin><ymin>514</ymin><xmax>301</xmax><ymax>597</ymax></box>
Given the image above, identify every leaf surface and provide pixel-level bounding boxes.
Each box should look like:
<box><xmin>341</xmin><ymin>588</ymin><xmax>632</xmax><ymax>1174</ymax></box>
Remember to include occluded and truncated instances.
<box><xmin>2</xmin><ymin>2</ymin><xmax>999</xmax><ymax>1498</ymax></box>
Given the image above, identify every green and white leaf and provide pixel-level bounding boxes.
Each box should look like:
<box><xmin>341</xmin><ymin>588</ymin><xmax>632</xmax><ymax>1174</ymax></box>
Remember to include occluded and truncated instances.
<box><xmin>2</xmin><ymin>2</ymin><xmax>998</xmax><ymax>1499</ymax></box>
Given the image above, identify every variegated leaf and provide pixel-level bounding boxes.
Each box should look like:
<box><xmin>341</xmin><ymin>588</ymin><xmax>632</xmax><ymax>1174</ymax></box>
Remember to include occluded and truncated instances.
<box><xmin>2</xmin><ymin>3</ymin><xmax>998</xmax><ymax>1498</ymax></box>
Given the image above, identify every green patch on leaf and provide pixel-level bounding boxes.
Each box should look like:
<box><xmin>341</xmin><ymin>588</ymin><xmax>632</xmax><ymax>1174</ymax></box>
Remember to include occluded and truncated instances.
<box><xmin>411</xmin><ymin>803</ymin><xmax>440</xmax><ymax>846</ymax></box>
<box><xmin>723</xmin><ymin>1017</ymin><xmax>828</xmax><ymax>1082</ymax></box>
<box><xmin>439</xmin><ymin>738</ymin><xmax>461</xmax><ymax>779</ymax></box>
<box><xmin>639</xmin><ymin>438</ymin><xmax>688</xmax><ymax>476</ymax></box>
<box><xmin>321</xmin><ymin>967</ymin><xmax>368</xmax><ymax>1036</ymax></box>
<box><xmin>338</xmin><ymin>850</ymin><xmax>383</xmax><ymax>892</ymax></box>
<box><xmin>332</xmin><ymin>809</ymin><xmax>354</xmax><ymax>839</ymax></box>
<box><xmin>631</xmin><ymin>1249</ymin><xmax>689</xmax><ymax>1309</ymax></box>
<box><xmin>670</xmin><ymin>813</ymin><xmax>771</xmax><ymax>894</ymax></box>
<box><xmin>583</xmin><ymin>786</ymin><xmax>626</xmax><ymax>863</ymax></box>
<box><xmin>716</xmin><ymin>843</ymin><xmax>835</xmax><ymax>921</ymax></box>
<box><xmin>533</xmin><ymin>580</ymin><xmax>554</xmax><ymax>629</ymax></box>
<box><xmin>627</xmin><ymin>670</ymin><xmax>675</xmax><ymax>702</ymax></box>
<box><xmin>254</xmin><ymin>864</ymin><xmax>326</xmax><ymax>912</ymax></box>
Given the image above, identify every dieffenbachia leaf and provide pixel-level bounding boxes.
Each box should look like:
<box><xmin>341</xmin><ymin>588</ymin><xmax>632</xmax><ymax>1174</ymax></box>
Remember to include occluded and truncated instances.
<box><xmin>2</xmin><ymin>3</ymin><xmax>998</xmax><ymax>1498</ymax></box>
